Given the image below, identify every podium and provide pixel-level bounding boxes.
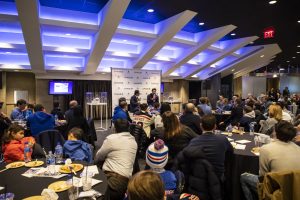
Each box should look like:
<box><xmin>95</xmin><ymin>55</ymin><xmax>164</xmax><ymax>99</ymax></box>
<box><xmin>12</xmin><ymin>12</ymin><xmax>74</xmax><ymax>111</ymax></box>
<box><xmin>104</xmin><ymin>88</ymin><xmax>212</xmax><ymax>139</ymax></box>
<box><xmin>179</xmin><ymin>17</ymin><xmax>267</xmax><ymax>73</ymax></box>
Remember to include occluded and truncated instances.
<box><xmin>85</xmin><ymin>92</ymin><xmax>108</xmax><ymax>131</ymax></box>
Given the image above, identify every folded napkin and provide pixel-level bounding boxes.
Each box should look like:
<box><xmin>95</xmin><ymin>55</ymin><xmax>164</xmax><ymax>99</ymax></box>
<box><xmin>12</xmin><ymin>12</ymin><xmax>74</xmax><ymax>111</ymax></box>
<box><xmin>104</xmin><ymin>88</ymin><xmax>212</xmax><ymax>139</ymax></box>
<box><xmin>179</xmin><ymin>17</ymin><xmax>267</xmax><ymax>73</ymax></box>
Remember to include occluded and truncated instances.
<box><xmin>41</xmin><ymin>188</ymin><xmax>59</xmax><ymax>200</ymax></box>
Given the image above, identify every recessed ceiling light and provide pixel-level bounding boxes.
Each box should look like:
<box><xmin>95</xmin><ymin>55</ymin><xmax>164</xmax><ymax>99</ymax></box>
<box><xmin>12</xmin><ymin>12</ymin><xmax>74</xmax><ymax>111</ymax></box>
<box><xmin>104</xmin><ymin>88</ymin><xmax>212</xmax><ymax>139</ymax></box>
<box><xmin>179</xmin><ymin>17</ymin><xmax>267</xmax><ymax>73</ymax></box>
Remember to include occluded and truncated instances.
<box><xmin>260</xmin><ymin>55</ymin><xmax>265</xmax><ymax>58</ymax></box>
<box><xmin>5</xmin><ymin>52</ymin><xmax>11</xmax><ymax>54</ymax></box>
<box><xmin>286</xmin><ymin>61</ymin><xmax>290</xmax><ymax>62</ymax></box>
<box><xmin>298</xmin><ymin>20</ymin><xmax>300</xmax><ymax>23</ymax></box>
<box><xmin>199</xmin><ymin>22</ymin><xmax>205</xmax><ymax>26</ymax></box>
<box><xmin>297</xmin><ymin>52</ymin><xmax>300</xmax><ymax>54</ymax></box>
<box><xmin>269</xmin><ymin>0</ymin><xmax>277</xmax><ymax>4</ymax></box>
<box><xmin>297</xmin><ymin>45</ymin><xmax>300</xmax><ymax>47</ymax></box>
<box><xmin>230</xmin><ymin>33</ymin><xmax>236</xmax><ymax>36</ymax></box>
<box><xmin>123</xmin><ymin>40</ymin><xmax>127</xmax><ymax>42</ymax></box>
<box><xmin>65</xmin><ymin>33</ymin><xmax>71</xmax><ymax>36</ymax></box>
<box><xmin>14</xmin><ymin>69</ymin><xmax>19</xmax><ymax>72</ymax></box>
<box><xmin>292</xmin><ymin>57</ymin><xmax>296</xmax><ymax>59</ymax></box>
<box><xmin>147</xmin><ymin>9</ymin><xmax>154</xmax><ymax>13</ymax></box>
<box><xmin>231</xmin><ymin>69</ymin><xmax>235</xmax><ymax>72</ymax></box>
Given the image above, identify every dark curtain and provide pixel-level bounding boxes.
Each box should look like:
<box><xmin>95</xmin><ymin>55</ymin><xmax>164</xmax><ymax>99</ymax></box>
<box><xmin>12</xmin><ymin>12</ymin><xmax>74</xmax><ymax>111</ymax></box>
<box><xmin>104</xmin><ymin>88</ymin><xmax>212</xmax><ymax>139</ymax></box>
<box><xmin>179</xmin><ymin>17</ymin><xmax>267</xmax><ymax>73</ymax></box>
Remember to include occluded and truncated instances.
<box><xmin>64</xmin><ymin>80</ymin><xmax>112</xmax><ymax>119</ymax></box>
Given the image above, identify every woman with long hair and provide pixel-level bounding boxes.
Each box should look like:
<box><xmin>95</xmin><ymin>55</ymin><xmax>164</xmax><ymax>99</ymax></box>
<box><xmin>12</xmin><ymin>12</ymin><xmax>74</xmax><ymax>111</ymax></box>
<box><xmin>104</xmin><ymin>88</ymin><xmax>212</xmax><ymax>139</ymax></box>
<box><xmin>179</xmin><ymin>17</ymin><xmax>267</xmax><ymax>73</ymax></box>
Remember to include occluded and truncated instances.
<box><xmin>260</xmin><ymin>104</ymin><xmax>282</xmax><ymax>135</ymax></box>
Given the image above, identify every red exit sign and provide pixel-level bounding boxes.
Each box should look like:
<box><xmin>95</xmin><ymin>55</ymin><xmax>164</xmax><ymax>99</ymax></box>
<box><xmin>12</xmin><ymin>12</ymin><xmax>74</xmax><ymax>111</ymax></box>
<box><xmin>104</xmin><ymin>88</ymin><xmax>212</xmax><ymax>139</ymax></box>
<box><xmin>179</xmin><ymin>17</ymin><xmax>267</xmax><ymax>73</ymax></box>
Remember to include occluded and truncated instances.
<box><xmin>263</xmin><ymin>27</ymin><xmax>275</xmax><ymax>39</ymax></box>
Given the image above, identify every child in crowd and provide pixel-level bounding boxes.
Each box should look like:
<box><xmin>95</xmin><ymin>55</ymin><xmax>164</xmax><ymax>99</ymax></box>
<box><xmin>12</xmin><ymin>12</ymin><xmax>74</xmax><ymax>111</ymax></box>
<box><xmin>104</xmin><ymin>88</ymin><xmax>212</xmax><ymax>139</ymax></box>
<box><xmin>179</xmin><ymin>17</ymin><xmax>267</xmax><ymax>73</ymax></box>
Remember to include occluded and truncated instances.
<box><xmin>63</xmin><ymin>127</ymin><xmax>93</xmax><ymax>163</ymax></box>
<box><xmin>2</xmin><ymin>123</ymin><xmax>35</xmax><ymax>163</ymax></box>
<box><xmin>146</xmin><ymin>139</ymin><xmax>177</xmax><ymax>196</ymax></box>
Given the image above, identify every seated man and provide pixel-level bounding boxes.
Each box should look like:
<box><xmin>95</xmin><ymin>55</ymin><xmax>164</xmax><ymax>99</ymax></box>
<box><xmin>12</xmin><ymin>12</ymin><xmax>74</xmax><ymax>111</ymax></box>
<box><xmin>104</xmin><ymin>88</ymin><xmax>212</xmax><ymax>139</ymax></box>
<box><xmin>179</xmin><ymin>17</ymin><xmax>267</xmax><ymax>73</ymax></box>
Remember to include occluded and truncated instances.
<box><xmin>179</xmin><ymin>103</ymin><xmax>202</xmax><ymax>134</ymax></box>
<box><xmin>65</xmin><ymin>100</ymin><xmax>78</xmax><ymax>122</ymax></box>
<box><xmin>189</xmin><ymin>114</ymin><xmax>233</xmax><ymax>180</ymax></box>
<box><xmin>27</xmin><ymin>104</ymin><xmax>55</xmax><ymax>136</ymax></box>
<box><xmin>239</xmin><ymin>105</ymin><xmax>256</xmax><ymax>132</ymax></box>
<box><xmin>112</xmin><ymin>100</ymin><xmax>130</xmax><ymax>122</ymax></box>
<box><xmin>95</xmin><ymin>119</ymin><xmax>137</xmax><ymax>200</ymax></box>
<box><xmin>241</xmin><ymin>121</ymin><xmax>300</xmax><ymax>200</ymax></box>
<box><xmin>197</xmin><ymin>97</ymin><xmax>212</xmax><ymax>115</ymax></box>
<box><xmin>10</xmin><ymin>99</ymin><xmax>27</xmax><ymax>121</ymax></box>
<box><xmin>133</xmin><ymin>103</ymin><xmax>154</xmax><ymax>138</ymax></box>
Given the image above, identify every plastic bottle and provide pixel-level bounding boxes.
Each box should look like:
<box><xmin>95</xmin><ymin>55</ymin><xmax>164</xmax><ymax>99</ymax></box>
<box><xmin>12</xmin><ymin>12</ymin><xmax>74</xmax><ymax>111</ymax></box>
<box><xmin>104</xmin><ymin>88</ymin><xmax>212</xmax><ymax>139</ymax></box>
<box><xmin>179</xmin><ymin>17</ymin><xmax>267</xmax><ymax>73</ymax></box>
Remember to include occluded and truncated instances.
<box><xmin>226</xmin><ymin>124</ymin><xmax>233</xmax><ymax>132</ymax></box>
<box><xmin>54</xmin><ymin>114</ymin><xmax>58</xmax><ymax>121</ymax></box>
<box><xmin>47</xmin><ymin>151</ymin><xmax>56</xmax><ymax>175</ymax></box>
<box><xmin>55</xmin><ymin>142</ymin><xmax>63</xmax><ymax>164</ymax></box>
<box><xmin>254</xmin><ymin>136</ymin><xmax>259</xmax><ymax>147</ymax></box>
<box><xmin>24</xmin><ymin>142</ymin><xmax>31</xmax><ymax>162</ymax></box>
<box><xmin>249</xmin><ymin>122</ymin><xmax>255</xmax><ymax>136</ymax></box>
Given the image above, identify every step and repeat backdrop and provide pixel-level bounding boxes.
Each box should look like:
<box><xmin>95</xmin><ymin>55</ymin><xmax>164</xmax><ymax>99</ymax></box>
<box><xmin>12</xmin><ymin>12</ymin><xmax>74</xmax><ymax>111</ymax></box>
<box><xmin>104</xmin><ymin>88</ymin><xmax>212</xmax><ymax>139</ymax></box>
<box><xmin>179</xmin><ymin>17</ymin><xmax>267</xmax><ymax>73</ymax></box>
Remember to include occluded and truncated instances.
<box><xmin>111</xmin><ymin>68</ymin><xmax>161</xmax><ymax>112</ymax></box>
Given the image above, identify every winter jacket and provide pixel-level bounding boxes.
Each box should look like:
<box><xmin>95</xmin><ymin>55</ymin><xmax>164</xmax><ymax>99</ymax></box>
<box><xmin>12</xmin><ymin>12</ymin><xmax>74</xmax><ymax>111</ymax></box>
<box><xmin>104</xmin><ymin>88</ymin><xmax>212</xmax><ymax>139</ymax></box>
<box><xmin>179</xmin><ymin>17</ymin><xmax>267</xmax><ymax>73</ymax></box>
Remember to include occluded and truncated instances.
<box><xmin>174</xmin><ymin>145</ymin><xmax>222</xmax><ymax>200</ymax></box>
<box><xmin>2</xmin><ymin>137</ymin><xmax>35</xmax><ymax>163</ymax></box>
<box><xmin>27</xmin><ymin>111</ymin><xmax>55</xmax><ymax>136</ymax></box>
<box><xmin>63</xmin><ymin>140</ymin><xmax>93</xmax><ymax>163</ymax></box>
<box><xmin>129</xmin><ymin>123</ymin><xmax>148</xmax><ymax>158</ymax></box>
<box><xmin>224</xmin><ymin>105</ymin><xmax>243</xmax><ymax>126</ymax></box>
<box><xmin>112</xmin><ymin>106</ymin><xmax>128</xmax><ymax>122</ymax></box>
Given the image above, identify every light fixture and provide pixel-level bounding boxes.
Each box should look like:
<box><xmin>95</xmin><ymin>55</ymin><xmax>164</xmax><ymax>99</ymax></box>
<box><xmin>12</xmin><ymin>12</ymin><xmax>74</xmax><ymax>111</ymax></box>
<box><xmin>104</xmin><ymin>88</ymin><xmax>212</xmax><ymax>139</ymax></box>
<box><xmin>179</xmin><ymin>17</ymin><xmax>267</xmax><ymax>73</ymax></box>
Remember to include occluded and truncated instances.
<box><xmin>297</xmin><ymin>52</ymin><xmax>300</xmax><ymax>54</ymax></box>
<box><xmin>297</xmin><ymin>45</ymin><xmax>300</xmax><ymax>47</ymax></box>
<box><xmin>279</xmin><ymin>68</ymin><xmax>285</xmax><ymax>70</ymax></box>
<box><xmin>191</xmin><ymin>75</ymin><xmax>198</xmax><ymax>78</ymax></box>
<box><xmin>147</xmin><ymin>9</ymin><xmax>154</xmax><ymax>13</ymax></box>
<box><xmin>199</xmin><ymin>22</ymin><xmax>205</xmax><ymax>26</ymax></box>
<box><xmin>231</xmin><ymin>69</ymin><xmax>235</xmax><ymax>72</ymax></box>
<box><xmin>273</xmin><ymin>74</ymin><xmax>278</xmax><ymax>78</ymax></box>
<box><xmin>65</xmin><ymin>33</ymin><xmax>71</xmax><ymax>36</ymax></box>
<box><xmin>5</xmin><ymin>52</ymin><xmax>11</xmax><ymax>54</ymax></box>
<box><xmin>260</xmin><ymin>55</ymin><xmax>265</xmax><ymax>58</ymax></box>
<box><xmin>292</xmin><ymin>57</ymin><xmax>296</xmax><ymax>59</ymax></box>
<box><xmin>286</xmin><ymin>61</ymin><xmax>290</xmax><ymax>63</ymax></box>
<box><xmin>269</xmin><ymin>0</ymin><xmax>277</xmax><ymax>4</ymax></box>
<box><xmin>230</xmin><ymin>33</ymin><xmax>236</xmax><ymax>36</ymax></box>
<box><xmin>123</xmin><ymin>40</ymin><xmax>127</xmax><ymax>42</ymax></box>
<box><xmin>14</xmin><ymin>70</ymin><xmax>19</xmax><ymax>72</ymax></box>
<box><xmin>298</xmin><ymin>20</ymin><xmax>300</xmax><ymax>23</ymax></box>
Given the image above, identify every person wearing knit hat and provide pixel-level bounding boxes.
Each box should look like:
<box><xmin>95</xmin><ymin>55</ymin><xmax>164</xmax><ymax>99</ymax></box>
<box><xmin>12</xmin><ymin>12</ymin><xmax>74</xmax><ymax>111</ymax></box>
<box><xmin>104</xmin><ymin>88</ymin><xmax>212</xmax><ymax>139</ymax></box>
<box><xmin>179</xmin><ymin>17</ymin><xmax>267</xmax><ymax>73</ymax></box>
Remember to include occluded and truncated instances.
<box><xmin>146</xmin><ymin>139</ymin><xmax>177</xmax><ymax>196</ymax></box>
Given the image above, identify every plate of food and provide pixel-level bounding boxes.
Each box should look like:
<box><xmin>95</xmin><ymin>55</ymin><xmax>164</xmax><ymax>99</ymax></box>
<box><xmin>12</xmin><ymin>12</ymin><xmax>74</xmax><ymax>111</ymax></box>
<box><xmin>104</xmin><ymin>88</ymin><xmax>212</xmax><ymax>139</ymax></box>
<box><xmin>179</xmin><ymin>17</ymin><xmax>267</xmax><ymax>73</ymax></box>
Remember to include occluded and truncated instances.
<box><xmin>232</xmin><ymin>128</ymin><xmax>245</xmax><ymax>135</ymax></box>
<box><xmin>25</xmin><ymin>160</ymin><xmax>44</xmax><ymax>168</ymax></box>
<box><xmin>251</xmin><ymin>147</ymin><xmax>260</xmax><ymax>155</ymax></box>
<box><xmin>23</xmin><ymin>195</ymin><xmax>44</xmax><ymax>200</ymax></box>
<box><xmin>6</xmin><ymin>161</ymin><xmax>25</xmax><ymax>169</ymax></box>
<box><xmin>48</xmin><ymin>181</ymin><xmax>71</xmax><ymax>192</ymax></box>
<box><xmin>59</xmin><ymin>163</ymin><xmax>83</xmax><ymax>174</ymax></box>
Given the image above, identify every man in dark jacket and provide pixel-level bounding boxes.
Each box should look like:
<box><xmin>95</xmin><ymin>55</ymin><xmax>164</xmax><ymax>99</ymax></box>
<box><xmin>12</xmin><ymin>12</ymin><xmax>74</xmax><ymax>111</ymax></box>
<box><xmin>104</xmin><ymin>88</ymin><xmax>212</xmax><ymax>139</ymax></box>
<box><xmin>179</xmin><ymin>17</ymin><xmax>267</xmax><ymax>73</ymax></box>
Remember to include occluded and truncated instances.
<box><xmin>130</xmin><ymin>90</ymin><xmax>140</xmax><ymax>113</ymax></box>
<box><xmin>174</xmin><ymin>144</ymin><xmax>222</xmax><ymax>200</ymax></box>
<box><xmin>27</xmin><ymin>104</ymin><xmax>55</xmax><ymax>136</ymax></box>
<box><xmin>190</xmin><ymin>114</ymin><xmax>233</xmax><ymax>180</ymax></box>
<box><xmin>222</xmin><ymin>98</ymin><xmax>243</xmax><ymax>126</ymax></box>
<box><xmin>147</xmin><ymin>88</ymin><xmax>159</xmax><ymax>106</ymax></box>
<box><xmin>180</xmin><ymin>103</ymin><xmax>202</xmax><ymax>135</ymax></box>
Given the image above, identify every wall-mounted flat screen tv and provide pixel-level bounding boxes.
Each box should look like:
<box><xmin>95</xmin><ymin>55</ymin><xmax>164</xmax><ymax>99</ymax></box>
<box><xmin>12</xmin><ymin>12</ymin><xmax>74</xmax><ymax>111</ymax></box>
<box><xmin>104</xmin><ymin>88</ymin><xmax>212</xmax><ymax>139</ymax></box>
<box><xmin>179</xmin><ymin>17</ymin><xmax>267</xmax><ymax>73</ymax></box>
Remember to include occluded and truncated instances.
<box><xmin>49</xmin><ymin>80</ymin><xmax>73</xmax><ymax>95</ymax></box>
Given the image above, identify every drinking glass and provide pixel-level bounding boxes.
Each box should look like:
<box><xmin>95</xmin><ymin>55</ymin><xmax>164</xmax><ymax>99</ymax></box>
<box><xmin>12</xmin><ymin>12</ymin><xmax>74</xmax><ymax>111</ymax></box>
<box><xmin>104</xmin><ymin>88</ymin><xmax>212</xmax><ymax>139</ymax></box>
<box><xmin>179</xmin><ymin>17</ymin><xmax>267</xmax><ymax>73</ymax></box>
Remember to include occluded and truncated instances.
<box><xmin>82</xmin><ymin>174</ymin><xmax>93</xmax><ymax>191</ymax></box>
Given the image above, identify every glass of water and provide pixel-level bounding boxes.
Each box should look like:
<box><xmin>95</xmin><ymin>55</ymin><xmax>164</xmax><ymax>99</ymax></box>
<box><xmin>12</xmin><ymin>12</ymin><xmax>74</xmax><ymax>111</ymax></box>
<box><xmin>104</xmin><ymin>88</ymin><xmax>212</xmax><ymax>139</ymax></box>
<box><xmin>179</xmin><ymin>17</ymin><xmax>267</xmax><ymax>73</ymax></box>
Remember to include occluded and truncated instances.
<box><xmin>82</xmin><ymin>173</ymin><xmax>93</xmax><ymax>191</ymax></box>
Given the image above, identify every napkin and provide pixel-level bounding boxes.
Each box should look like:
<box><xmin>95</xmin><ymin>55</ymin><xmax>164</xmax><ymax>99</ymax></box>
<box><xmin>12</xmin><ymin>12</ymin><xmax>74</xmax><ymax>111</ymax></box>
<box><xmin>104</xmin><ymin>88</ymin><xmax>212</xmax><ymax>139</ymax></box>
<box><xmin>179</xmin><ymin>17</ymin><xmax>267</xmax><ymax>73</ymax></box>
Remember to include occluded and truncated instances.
<box><xmin>235</xmin><ymin>144</ymin><xmax>246</xmax><ymax>150</ymax></box>
<box><xmin>82</xmin><ymin>165</ymin><xmax>99</xmax><ymax>175</ymax></box>
<box><xmin>79</xmin><ymin>190</ymin><xmax>102</xmax><ymax>198</ymax></box>
<box><xmin>235</xmin><ymin>140</ymin><xmax>251</xmax><ymax>144</ymax></box>
<box><xmin>72</xmin><ymin>177</ymin><xmax>103</xmax><ymax>187</ymax></box>
<box><xmin>41</xmin><ymin>188</ymin><xmax>59</xmax><ymax>200</ymax></box>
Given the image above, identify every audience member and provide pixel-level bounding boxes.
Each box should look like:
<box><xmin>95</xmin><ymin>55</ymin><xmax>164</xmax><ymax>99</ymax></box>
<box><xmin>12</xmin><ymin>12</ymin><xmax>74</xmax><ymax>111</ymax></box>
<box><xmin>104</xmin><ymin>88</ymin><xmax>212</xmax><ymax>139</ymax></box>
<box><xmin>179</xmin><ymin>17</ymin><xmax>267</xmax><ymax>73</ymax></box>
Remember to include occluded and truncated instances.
<box><xmin>216</xmin><ymin>95</ymin><xmax>225</xmax><ymax>110</ymax></box>
<box><xmin>197</xmin><ymin>97</ymin><xmax>212</xmax><ymax>115</ymax></box>
<box><xmin>259</xmin><ymin>104</ymin><xmax>282</xmax><ymax>135</ymax></box>
<box><xmin>65</xmin><ymin>100</ymin><xmax>78</xmax><ymax>122</ymax></box>
<box><xmin>133</xmin><ymin>103</ymin><xmax>154</xmax><ymax>137</ymax></box>
<box><xmin>157</xmin><ymin>111</ymin><xmax>197</xmax><ymax>169</ymax></box>
<box><xmin>277</xmin><ymin>101</ymin><xmax>292</xmax><ymax>122</ymax></box>
<box><xmin>222</xmin><ymin>98</ymin><xmax>231</xmax><ymax>111</ymax></box>
<box><xmin>179</xmin><ymin>103</ymin><xmax>202</xmax><ymax>134</ymax></box>
<box><xmin>127</xmin><ymin>170</ymin><xmax>165</xmax><ymax>200</ymax></box>
<box><xmin>66</xmin><ymin>105</ymin><xmax>89</xmax><ymax>139</ymax></box>
<box><xmin>25</xmin><ymin>104</ymin><xmax>34</xmax><ymax>120</ymax></box>
<box><xmin>282</xmin><ymin>86</ymin><xmax>290</xmax><ymax>97</ymax></box>
<box><xmin>146</xmin><ymin>139</ymin><xmax>177</xmax><ymax>195</ymax></box>
<box><xmin>154</xmin><ymin>102</ymin><xmax>171</xmax><ymax>128</ymax></box>
<box><xmin>150</xmin><ymin>102</ymin><xmax>160</xmax><ymax>116</ymax></box>
<box><xmin>63</xmin><ymin>127</ymin><xmax>92</xmax><ymax>163</ymax></box>
<box><xmin>239</xmin><ymin>106</ymin><xmax>256</xmax><ymax>132</ymax></box>
<box><xmin>113</xmin><ymin>97</ymin><xmax>132</xmax><ymax>123</ymax></box>
<box><xmin>0</xmin><ymin>102</ymin><xmax>11</xmax><ymax>144</ymax></box>
<box><xmin>241</xmin><ymin>121</ymin><xmax>300</xmax><ymax>200</ymax></box>
<box><xmin>10</xmin><ymin>99</ymin><xmax>27</xmax><ymax>121</ymax></box>
<box><xmin>223</xmin><ymin>98</ymin><xmax>243</xmax><ymax>126</ymax></box>
<box><xmin>112</xmin><ymin>100</ymin><xmax>129</xmax><ymax>122</ymax></box>
<box><xmin>51</xmin><ymin>102</ymin><xmax>65</xmax><ymax>120</ymax></box>
<box><xmin>130</xmin><ymin>90</ymin><xmax>140</xmax><ymax>113</ymax></box>
<box><xmin>189</xmin><ymin>114</ymin><xmax>233</xmax><ymax>180</ymax></box>
<box><xmin>27</xmin><ymin>104</ymin><xmax>55</xmax><ymax>136</ymax></box>
<box><xmin>95</xmin><ymin>119</ymin><xmax>137</xmax><ymax>200</ymax></box>
<box><xmin>147</xmin><ymin>88</ymin><xmax>159</xmax><ymax>107</ymax></box>
<box><xmin>2</xmin><ymin>124</ymin><xmax>35</xmax><ymax>163</ymax></box>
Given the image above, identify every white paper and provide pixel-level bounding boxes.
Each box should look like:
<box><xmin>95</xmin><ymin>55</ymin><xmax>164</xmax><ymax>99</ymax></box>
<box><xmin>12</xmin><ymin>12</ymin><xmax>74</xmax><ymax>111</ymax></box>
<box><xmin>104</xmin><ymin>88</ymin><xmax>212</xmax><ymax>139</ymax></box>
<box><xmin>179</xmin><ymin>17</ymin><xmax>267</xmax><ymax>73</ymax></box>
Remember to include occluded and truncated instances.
<box><xmin>79</xmin><ymin>190</ymin><xmax>102</xmax><ymax>198</ymax></box>
<box><xmin>72</xmin><ymin>177</ymin><xmax>103</xmax><ymax>187</ymax></box>
<box><xmin>227</xmin><ymin>137</ymin><xmax>234</xmax><ymax>142</ymax></box>
<box><xmin>252</xmin><ymin>152</ymin><xmax>260</xmax><ymax>156</ymax></box>
<box><xmin>22</xmin><ymin>167</ymin><xmax>67</xmax><ymax>179</ymax></box>
<box><xmin>235</xmin><ymin>140</ymin><xmax>252</xmax><ymax>144</ymax></box>
<box><xmin>82</xmin><ymin>165</ymin><xmax>99</xmax><ymax>175</ymax></box>
<box><xmin>235</xmin><ymin>144</ymin><xmax>246</xmax><ymax>150</ymax></box>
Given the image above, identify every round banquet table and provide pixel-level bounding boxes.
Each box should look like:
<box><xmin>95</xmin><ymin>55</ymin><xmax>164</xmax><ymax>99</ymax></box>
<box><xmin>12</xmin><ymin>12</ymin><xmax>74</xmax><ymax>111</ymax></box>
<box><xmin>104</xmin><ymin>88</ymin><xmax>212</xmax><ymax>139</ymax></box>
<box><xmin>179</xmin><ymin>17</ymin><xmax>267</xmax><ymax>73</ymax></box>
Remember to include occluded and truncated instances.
<box><xmin>0</xmin><ymin>161</ymin><xmax>107</xmax><ymax>199</ymax></box>
<box><xmin>224</xmin><ymin>133</ymin><xmax>259</xmax><ymax>200</ymax></box>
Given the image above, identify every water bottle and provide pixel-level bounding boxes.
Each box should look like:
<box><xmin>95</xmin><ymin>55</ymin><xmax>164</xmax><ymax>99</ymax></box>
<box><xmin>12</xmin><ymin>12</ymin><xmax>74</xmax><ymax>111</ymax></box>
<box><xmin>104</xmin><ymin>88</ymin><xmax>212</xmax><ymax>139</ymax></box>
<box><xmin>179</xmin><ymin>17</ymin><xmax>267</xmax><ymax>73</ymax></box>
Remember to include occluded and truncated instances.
<box><xmin>226</xmin><ymin>124</ymin><xmax>233</xmax><ymax>132</ymax></box>
<box><xmin>24</xmin><ymin>142</ymin><xmax>31</xmax><ymax>162</ymax></box>
<box><xmin>55</xmin><ymin>142</ymin><xmax>63</xmax><ymax>164</ymax></box>
<box><xmin>47</xmin><ymin>151</ymin><xmax>56</xmax><ymax>175</ymax></box>
<box><xmin>249</xmin><ymin>122</ymin><xmax>256</xmax><ymax>136</ymax></box>
<box><xmin>254</xmin><ymin>136</ymin><xmax>259</xmax><ymax>147</ymax></box>
<box><xmin>54</xmin><ymin>114</ymin><xmax>58</xmax><ymax>121</ymax></box>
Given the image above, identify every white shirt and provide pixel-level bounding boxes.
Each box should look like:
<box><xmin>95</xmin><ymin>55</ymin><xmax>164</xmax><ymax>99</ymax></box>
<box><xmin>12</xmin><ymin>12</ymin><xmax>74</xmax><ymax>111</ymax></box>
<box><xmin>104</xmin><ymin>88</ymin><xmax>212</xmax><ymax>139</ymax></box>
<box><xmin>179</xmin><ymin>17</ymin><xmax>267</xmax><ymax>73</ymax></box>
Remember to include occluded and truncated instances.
<box><xmin>282</xmin><ymin>111</ymin><xmax>292</xmax><ymax>123</ymax></box>
<box><xmin>95</xmin><ymin>132</ymin><xmax>137</xmax><ymax>178</ymax></box>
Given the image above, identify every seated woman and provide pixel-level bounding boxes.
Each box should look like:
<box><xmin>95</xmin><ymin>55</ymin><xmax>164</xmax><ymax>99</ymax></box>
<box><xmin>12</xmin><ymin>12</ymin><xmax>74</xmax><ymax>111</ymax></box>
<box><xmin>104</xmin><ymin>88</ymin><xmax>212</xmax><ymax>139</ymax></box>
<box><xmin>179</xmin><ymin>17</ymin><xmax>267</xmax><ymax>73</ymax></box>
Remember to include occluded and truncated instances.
<box><xmin>63</xmin><ymin>127</ymin><xmax>93</xmax><ymax>163</ymax></box>
<box><xmin>2</xmin><ymin>123</ymin><xmax>35</xmax><ymax>163</ymax></box>
<box><xmin>259</xmin><ymin>104</ymin><xmax>282</xmax><ymax>135</ymax></box>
